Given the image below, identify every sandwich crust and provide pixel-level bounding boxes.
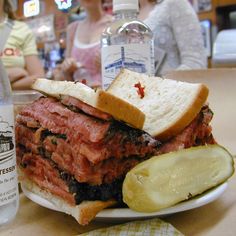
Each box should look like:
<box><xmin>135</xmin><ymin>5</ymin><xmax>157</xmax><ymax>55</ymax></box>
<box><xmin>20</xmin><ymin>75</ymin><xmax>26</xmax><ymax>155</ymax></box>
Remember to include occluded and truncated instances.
<box><xmin>97</xmin><ymin>90</ymin><xmax>145</xmax><ymax>129</ymax></box>
<box><xmin>157</xmin><ymin>84</ymin><xmax>209</xmax><ymax>140</ymax></box>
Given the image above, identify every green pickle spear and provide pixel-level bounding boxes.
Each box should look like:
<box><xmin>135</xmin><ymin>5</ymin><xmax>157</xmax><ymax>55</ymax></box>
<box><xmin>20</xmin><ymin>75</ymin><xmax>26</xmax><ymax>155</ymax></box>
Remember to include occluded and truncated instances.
<box><xmin>123</xmin><ymin>145</ymin><xmax>234</xmax><ymax>212</ymax></box>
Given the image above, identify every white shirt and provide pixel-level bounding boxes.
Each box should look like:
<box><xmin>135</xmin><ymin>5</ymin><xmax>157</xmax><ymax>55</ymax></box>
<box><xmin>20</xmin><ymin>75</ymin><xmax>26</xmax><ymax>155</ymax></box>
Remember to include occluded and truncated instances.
<box><xmin>143</xmin><ymin>0</ymin><xmax>207</xmax><ymax>75</ymax></box>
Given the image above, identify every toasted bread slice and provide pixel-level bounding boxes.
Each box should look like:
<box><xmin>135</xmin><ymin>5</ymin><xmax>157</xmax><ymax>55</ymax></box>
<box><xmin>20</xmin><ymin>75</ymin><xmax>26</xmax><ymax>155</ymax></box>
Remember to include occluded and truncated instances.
<box><xmin>107</xmin><ymin>69</ymin><xmax>209</xmax><ymax>140</ymax></box>
<box><xmin>32</xmin><ymin>79</ymin><xmax>145</xmax><ymax>129</ymax></box>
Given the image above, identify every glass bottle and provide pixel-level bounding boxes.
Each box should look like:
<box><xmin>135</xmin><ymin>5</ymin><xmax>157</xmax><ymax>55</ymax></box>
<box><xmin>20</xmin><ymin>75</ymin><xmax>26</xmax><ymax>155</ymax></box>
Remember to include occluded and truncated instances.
<box><xmin>0</xmin><ymin>60</ymin><xmax>19</xmax><ymax>226</ymax></box>
<box><xmin>101</xmin><ymin>0</ymin><xmax>155</xmax><ymax>89</ymax></box>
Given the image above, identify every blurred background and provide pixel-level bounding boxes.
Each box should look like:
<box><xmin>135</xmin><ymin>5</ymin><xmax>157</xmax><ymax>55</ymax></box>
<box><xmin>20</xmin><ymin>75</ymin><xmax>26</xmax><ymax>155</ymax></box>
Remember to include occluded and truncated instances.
<box><xmin>13</xmin><ymin>0</ymin><xmax>236</xmax><ymax>73</ymax></box>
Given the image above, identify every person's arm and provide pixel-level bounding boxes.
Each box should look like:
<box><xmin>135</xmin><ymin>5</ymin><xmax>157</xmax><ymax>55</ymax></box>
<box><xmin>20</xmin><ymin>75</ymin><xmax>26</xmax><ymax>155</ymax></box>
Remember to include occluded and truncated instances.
<box><xmin>11</xmin><ymin>55</ymin><xmax>44</xmax><ymax>90</ymax></box>
<box><xmin>7</xmin><ymin>67</ymin><xmax>28</xmax><ymax>83</ymax></box>
<box><xmin>51</xmin><ymin>22</ymin><xmax>79</xmax><ymax>81</ymax></box>
<box><xmin>169</xmin><ymin>0</ymin><xmax>207</xmax><ymax>70</ymax></box>
<box><xmin>52</xmin><ymin>59</ymin><xmax>77</xmax><ymax>81</ymax></box>
<box><xmin>11</xmin><ymin>23</ymin><xmax>45</xmax><ymax>90</ymax></box>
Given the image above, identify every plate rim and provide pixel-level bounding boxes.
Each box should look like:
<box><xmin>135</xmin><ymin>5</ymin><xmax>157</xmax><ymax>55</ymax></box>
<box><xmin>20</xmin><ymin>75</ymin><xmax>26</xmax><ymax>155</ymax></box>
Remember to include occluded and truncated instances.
<box><xmin>21</xmin><ymin>182</ymin><xmax>228</xmax><ymax>219</ymax></box>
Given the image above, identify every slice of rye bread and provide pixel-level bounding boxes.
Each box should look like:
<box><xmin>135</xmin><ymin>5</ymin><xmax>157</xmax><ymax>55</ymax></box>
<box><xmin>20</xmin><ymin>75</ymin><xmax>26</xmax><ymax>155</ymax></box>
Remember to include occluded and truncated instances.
<box><xmin>32</xmin><ymin>79</ymin><xmax>145</xmax><ymax>130</ymax></box>
<box><xmin>107</xmin><ymin>69</ymin><xmax>209</xmax><ymax>140</ymax></box>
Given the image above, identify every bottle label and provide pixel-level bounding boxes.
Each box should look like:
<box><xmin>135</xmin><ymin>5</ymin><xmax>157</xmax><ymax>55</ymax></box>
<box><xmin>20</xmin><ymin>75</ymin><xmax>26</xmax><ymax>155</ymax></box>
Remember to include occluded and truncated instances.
<box><xmin>102</xmin><ymin>43</ymin><xmax>154</xmax><ymax>89</ymax></box>
<box><xmin>0</xmin><ymin>105</ymin><xmax>18</xmax><ymax>206</ymax></box>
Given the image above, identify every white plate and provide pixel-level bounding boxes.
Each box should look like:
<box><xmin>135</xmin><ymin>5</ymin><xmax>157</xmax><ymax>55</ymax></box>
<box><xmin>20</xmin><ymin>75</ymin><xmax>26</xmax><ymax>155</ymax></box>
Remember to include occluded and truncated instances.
<box><xmin>21</xmin><ymin>182</ymin><xmax>228</xmax><ymax>221</ymax></box>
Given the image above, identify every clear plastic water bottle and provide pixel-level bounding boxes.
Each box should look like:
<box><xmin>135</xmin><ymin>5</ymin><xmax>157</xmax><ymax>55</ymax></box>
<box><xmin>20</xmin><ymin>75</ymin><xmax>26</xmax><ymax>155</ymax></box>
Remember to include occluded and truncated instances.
<box><xmin>101</xmin><ymin>0</ymin><xmax>155</xmax><ymax>89</ymax></box>
<box><xmin>0</xmin><ymin>61</ymin><xmax>19</xmax><ymax>226</ymax></box>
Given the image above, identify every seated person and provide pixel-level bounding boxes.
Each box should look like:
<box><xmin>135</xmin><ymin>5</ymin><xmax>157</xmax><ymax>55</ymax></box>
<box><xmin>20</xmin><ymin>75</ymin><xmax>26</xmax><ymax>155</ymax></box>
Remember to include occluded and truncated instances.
<box><xmin>139</xmin><ymin>0</ymin><xmax>207</xmax><ymax>76</ymax></box>
<box><xmin>0</xmin><ymin>0</ymin><xmax>44</xmax><ymax>90</ymax></box>
<box><xmin>53</xmin><ymin>0</ymin><xmax>112</xmax><ymax>88</ymax></box>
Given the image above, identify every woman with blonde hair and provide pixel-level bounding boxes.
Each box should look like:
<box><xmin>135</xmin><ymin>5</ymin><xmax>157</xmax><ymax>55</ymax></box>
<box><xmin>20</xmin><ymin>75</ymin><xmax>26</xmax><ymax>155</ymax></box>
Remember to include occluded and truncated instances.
<box><xmin>0</xmin><ymin>0</ymin><xmax>44</xmax><ymax>90</ymax></box>
<box><xmin>139</xmin><ymin>0</ymin><xmax>207</xmax><ymax>76</ymax></box>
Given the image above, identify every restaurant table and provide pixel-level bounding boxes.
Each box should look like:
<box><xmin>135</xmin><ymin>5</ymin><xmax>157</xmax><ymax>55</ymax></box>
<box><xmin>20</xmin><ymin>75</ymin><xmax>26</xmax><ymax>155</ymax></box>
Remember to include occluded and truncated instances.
<box><xmin>2</xmin><ymin>69</ymin><xmax>236</xmax><ymax>235</ymax></box>
<box><xmin>0</xmin><ymin>163</ymin><xmax>235</xmax><ymax>236</ymax></box>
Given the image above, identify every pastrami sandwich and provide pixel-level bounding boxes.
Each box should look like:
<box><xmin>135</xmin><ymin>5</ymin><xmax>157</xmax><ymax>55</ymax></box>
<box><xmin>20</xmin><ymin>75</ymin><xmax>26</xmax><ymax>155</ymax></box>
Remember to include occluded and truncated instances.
<box><xmin>16</xmin><ymin>69</ymin><xmax>215</xmax><ymax>225</ymax></box>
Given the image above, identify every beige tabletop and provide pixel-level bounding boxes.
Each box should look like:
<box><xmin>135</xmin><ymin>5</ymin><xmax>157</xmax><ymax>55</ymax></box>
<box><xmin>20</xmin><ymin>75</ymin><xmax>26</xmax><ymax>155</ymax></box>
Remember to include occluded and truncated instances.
<box><xmin>2</xmin><ymin>69</ymin><xmax>236</xmax><ymax>236</ymax></box>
